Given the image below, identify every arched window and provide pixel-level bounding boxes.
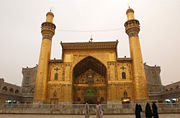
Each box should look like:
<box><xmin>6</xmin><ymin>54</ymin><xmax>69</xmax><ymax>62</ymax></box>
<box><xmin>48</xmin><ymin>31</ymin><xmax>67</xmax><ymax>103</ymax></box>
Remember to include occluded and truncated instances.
<box><xmin>124</xmin><ymin>91</ymin><xmax>128</xmax><ymax>97</ymax></box>
<box><xmin>54</xmin><ymin>73</ymin><xmax>58</xmax><ymax>80</ymax></box>
<box><xmin>53</xmin><ymin>91</ymin><xmax>57</xmax><ymax>98</ymax></box>
<box><xmin>15</xmin><ymin>90</ymin><xmax>19</xmax><ymax>94</ymax></box>
<box><xmin>30</xmin><ymin>88</ymin><xmax>34</xmax><ymax>93</ymax></box>
<box><xmin>9</xmin><ymin>88</ymin><xmax>14</xmax><ymax>93</ymax></box>
<box><xmin>122</xmin><ymin>72</ymin><xmax>126</xmax><ymax>79</ymax></box>
<box><xmin>2</xmin><ymin>86</ymin><xmax>7</xmax><ymax>92</ymax></box>
<box><xmin>77</xmin><ymin>97</ymin><xmax>81</xmax><ymax>101</ymax></box>
<box><xmin>100</xmin><ymin>97</ymin><xmax>104</xmax><ymax>102</ymax></box>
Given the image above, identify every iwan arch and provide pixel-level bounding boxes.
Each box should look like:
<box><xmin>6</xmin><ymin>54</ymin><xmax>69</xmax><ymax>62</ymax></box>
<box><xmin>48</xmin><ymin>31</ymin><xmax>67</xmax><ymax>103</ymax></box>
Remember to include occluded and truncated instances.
<box><xmin>34</xmin><ymin>8</ymin><xmax>149</xmax><ymax>104</ymax></box>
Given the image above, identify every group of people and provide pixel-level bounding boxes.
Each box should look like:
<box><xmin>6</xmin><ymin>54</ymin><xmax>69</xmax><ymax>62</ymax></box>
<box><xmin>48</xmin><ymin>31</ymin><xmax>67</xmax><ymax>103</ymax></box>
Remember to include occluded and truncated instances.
<box><xmin>85</xmin><ymin>101</ymin><xmax>159</xmax><ymax>118</ymax></box>
<box><xmin>135</xmin><ymin>102</ymin><xmax>159</xmax><ymax>118</ymax></box>
<box><xmin>85</xmin><ymin>101</ymin><xmax>103</xmax><ymax>118</ymax></box>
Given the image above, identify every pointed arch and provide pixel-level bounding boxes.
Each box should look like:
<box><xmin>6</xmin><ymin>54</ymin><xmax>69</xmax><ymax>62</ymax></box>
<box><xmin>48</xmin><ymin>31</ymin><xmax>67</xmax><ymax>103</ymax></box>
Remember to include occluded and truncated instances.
<box><xmin>72</xmin><ymin>56</ymin><xmax>107</xmax><ymax>104</ymax></box>
<box><xmin>73</xmin><ymin>56</ymin><xmax>107</xmax><ymax>79</ymax></box>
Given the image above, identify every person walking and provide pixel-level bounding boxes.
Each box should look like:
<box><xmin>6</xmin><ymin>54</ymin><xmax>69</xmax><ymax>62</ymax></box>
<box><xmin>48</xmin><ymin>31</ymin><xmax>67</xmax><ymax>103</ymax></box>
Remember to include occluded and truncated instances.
<box><xmin>85</xmin><ymin>101</ymin><xmax>90</xmax><ymax>118</ymax></box>
<box><xmin>96</xmin><ymin>101</ymin><xmax>103</xmax><ymax>118</ymax></box>
<box><xmin>139</xmin><ymin>104</ymin><xmax>144</xmax><ymax>118</ymax></box>
<box><xmin>135</xmin><ymin>104</ymin><xmax>140</xmax><ymax>118</ymax></box>
<box><xmin>145</xmin><ymin>103</ymin><xmax>153</xmax><ymax>118</ymax></box>
<box><xmin>152</xmin><ymin>102</ymin><xmax>159</xmax><ymax>118</ymax></box>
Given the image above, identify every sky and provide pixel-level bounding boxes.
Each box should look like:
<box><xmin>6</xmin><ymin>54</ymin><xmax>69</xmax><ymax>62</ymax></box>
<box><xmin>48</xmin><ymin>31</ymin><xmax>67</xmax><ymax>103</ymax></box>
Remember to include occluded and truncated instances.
<box><xmin>0</xmin><ymin>0</ymin><xmax>180</xmax><ymax>86</ymax></box>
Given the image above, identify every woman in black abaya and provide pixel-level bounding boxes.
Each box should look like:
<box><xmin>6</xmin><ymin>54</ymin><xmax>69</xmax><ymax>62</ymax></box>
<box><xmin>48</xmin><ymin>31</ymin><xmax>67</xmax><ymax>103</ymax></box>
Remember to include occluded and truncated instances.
<box><xmin>145</xmin><ymin>103</ymin><xmax>153</xmax><ymax>118</ymax></box>
<box><xmin>152</xmin><ymin>102</ymin><xmax>159</xmax><ymax>118</ymax></box>
<box><xmin>135</xmin><ymin>104</ymin><xmax>141</xmax><ymax>118</ymax></box>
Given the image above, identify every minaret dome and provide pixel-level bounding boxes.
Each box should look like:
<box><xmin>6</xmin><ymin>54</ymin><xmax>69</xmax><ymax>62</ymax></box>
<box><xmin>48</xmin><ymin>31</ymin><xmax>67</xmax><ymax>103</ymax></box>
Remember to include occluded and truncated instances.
<box><xmin>46</xmin><ymin>11</ymin><xmax>54</xmax><ymax>23</ymax></box>
<box><xmin>126</xmin><ymin>7</ymin><xmax>135</xmax><ymax>20</ymax></box>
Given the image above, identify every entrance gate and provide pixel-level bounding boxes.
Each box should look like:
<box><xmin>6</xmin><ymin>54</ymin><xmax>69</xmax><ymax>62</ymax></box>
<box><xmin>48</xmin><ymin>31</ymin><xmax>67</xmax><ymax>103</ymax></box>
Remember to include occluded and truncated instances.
<box><xmin>84</xmin><ymin>89</ymin><xmax>97</xmax><ymax>104</ymax></box>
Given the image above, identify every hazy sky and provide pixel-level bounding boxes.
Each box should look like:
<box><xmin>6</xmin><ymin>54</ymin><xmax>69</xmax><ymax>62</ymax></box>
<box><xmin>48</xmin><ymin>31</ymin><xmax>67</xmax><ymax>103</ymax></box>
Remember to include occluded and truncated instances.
<box><xmin>0</xmin><ymin>0</ymin><xmax>180</xmax><ymax>86</ymax></box>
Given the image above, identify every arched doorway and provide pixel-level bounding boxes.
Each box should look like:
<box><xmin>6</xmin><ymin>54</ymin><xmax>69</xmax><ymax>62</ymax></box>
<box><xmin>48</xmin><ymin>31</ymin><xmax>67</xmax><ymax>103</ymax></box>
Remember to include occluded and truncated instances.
<box><xmin>73</xmin><ymin>56</ymin><xmax>107</xmax><ymax>104</ymax></box>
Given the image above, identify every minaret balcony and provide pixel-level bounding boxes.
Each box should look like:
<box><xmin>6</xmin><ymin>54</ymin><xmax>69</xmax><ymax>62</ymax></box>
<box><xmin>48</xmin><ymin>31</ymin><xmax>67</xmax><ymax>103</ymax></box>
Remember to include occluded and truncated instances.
<box><xmin>124</xmin><ymin>19</ymin><xmax>140</xmax><ymax>37</ymax></box>
<box><xmin>41</xmin><ymin>22</ymin><xmax>56</xmax><ymax>39</ymax></box>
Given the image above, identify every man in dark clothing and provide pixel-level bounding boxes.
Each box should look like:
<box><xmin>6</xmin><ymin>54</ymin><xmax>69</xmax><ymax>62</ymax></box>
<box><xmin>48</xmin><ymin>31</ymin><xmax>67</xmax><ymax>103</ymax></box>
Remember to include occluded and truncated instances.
<box><xmin>152</xmin><ymin>102</ymin><xmax>159</xmax><ymax>118</ymax></box>
<box><xmin>145</xmin><ymin>103</ymin><xmax>153</xmax><ymax>118</ymax></box>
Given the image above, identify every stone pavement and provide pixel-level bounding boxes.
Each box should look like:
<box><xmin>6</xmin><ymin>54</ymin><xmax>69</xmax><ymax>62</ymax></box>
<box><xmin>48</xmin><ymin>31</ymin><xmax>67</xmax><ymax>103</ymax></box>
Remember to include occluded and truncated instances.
<box><xmin>0</xmin><ymin>114</ymin><xmax>180</xmax><ymax>118</ymax></box>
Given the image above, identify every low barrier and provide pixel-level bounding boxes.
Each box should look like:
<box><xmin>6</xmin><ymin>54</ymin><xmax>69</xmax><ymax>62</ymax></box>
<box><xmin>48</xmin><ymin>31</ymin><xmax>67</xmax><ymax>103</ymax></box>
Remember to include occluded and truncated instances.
<box><xmin>0</xmin><ymin>103</ymin><xmax>180</xmax><ymax>114</ymax></box>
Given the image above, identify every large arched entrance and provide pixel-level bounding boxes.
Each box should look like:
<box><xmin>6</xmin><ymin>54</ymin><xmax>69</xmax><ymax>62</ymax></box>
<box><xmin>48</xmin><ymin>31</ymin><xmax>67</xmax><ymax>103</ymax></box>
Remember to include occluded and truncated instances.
<box><xmin>73</xmin><ymin>56</ymin><xmax>107</xmax><ymax>104</ymax></box>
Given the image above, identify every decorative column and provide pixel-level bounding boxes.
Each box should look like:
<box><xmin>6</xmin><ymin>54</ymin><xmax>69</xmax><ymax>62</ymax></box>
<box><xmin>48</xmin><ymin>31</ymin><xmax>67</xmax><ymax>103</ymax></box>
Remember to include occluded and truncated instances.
<box><xmin>34</xmin><ymin>11</ymin><xmax>56</xmax><ymax>103</ymax></box>
<box><xmin>124</xmin><ymin>7</ymin><xmax>149</xmax><ymax>100</ymax></box>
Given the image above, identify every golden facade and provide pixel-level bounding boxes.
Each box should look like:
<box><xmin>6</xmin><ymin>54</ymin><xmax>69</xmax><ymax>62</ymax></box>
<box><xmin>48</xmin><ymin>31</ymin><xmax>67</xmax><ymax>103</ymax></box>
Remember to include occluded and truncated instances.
<box><xmin>34</xmin><ymin>8</ymin><xmax>149</xmax><ymax>104</ymax></box>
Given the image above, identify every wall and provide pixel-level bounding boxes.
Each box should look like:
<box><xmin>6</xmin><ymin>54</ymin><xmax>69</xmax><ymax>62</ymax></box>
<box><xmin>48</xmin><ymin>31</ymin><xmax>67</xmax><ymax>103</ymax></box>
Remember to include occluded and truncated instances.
<box><xmin>107</xmin><ymin>59</ymin><xmax>133</xmax><ymax>103</ymax></box>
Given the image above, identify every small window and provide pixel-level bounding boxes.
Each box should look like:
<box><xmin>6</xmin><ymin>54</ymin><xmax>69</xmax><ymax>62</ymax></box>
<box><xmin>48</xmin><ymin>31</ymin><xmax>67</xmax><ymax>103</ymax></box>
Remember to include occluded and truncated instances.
<box><xmin>122</xmin><ymin>72</ymin><xmax>126</xmax><ymax>79</ymax></box>
<box><xmin>124</xmin><ymin>91</ymin><xmax>128</xmax><ymax>97</ymax></box>
<box><xmin>53</xmin><ymin>91</ymin><xmax>57</xmax><ymax>97</ymax></box>
<box><xmin>22</xmin><ymin>88</ymin><xmax>25</xmax><ymax>93</ymax></box>
<box><xmin>54</xmin><ymin>73</ymin><xmax>58</xmax><ymax>80</ymax></box>
<box><xmin>25</xmin><ymin>77</ymin><xmax>30</xmax><ymax>83</ymax></box>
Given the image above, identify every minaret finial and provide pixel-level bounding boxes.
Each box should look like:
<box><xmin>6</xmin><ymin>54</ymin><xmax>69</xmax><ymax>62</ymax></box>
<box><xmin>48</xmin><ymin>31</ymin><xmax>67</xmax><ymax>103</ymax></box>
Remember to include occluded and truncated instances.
<box><xmin>46</xmin><ymin>10</ymin><xmax>54</xmax><ymax>23</ymax></box>
<box><xmin>89</xmin><ymin>35</ymin><xmax>93</xmax><ymax>42</ymax></box>
<box><xmin>127</xmin><ymin>1</ymin><xmax>131</xmax><ymax>9</ymax></box>
<box><xmin>128</xmin><ymin>2</ymin><xmax>130</xmax><ymax>9</ymax></box>
<box><xmin>126</xmin><ymin>6</ymin><xmax>134</xmax><ymax>20</ymax></box>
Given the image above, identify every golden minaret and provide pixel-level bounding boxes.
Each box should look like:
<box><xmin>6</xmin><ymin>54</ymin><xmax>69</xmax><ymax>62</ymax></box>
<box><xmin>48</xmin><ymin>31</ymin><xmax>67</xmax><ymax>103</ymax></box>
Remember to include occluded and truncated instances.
<box><xmin>124</xmin><ymin>7</ymin><xmax>149</xmax><ymax>100</ymax></box>
<box><xmin>34</xmin><ymin>11</ymin><xmax>56</xmax><ymax>103</ymax></box>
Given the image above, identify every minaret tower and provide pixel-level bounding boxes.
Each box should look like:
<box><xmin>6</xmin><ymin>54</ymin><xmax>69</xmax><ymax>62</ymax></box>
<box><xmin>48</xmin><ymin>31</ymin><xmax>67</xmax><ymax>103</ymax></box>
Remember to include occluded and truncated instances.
<box><xmin>34</xmin><ymin>11</ymin><xmax>56</xmax><ymax>103</ymax></box>
<box><xmin>124</xmin><ymin>7</ymin><xmax>149</xmax><ymax>100</ymax></box>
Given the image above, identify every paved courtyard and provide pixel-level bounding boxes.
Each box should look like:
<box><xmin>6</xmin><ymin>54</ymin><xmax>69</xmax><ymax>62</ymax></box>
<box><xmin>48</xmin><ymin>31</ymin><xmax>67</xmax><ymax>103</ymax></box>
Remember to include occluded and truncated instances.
<box><xmin>0</xmin><ymin>114</ymin><xmax>180</xmax><ymax>118</ymax></box>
